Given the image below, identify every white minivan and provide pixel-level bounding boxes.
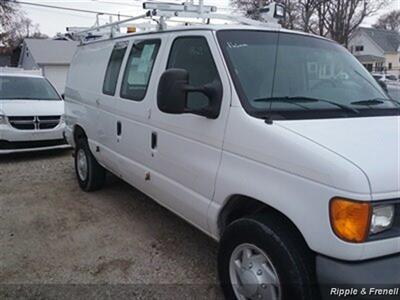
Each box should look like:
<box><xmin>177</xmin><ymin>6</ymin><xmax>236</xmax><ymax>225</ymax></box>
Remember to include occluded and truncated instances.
<box><xmin>64</xmin><ymin>7</ymin><xmax>400</xmax><ymax>300</ymax></box>
<box><xmin>0</xmin><ymin>69</ymin><xmax>68</xmax><ymax>154</ymax></box>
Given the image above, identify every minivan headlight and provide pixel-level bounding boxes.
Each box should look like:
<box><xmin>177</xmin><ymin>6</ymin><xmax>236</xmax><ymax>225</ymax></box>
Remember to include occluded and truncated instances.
<box><xmin>330</xmin><ymin>198</ymin><xmax>395</xmax><ymax>243</ymax></box>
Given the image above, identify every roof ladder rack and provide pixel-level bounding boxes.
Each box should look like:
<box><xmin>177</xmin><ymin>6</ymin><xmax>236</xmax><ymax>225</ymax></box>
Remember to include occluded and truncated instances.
<box><xmin>70</xmin><ymin>1</ymin><xmax>285</xmax><ymax>44</ymax></box>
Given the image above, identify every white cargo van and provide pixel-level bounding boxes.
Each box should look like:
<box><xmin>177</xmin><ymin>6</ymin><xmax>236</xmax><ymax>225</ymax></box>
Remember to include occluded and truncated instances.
<box><xmin>64</xmin><ymin>2</ymin><xmax>400</xmax><ymax>299</ymax></box>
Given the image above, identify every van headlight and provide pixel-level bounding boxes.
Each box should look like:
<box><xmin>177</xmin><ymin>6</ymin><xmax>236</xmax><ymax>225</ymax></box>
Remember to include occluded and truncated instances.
<box><xmin>0</xmin><ymin>114</ymin><xmax>7</xmax><ymax>125</ymax></box>
<box><xmin>330</xmin><ymin>198</ymin><xmax>395</xmax><ymax>243</ymax></box>
<box><xmin>370</xmin><ymin>205</ymin><xmax>395</xmax><ymax>234</ymax></box>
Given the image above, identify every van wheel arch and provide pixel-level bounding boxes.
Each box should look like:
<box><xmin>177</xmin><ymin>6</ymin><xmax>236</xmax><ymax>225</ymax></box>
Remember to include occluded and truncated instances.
<box><xmin>218</xmin><ymin>195</ymin><xmax>308</xmax><ymax>247</ymax></box>
<box><xmin>74</xmin><ymin>125</ymin><xmax>87</xmax><ymax>144</ymax></box>
<box><xmin>218</xmin><ymin>199</ymin><xmax>320</xmax><ymax>300</ymax></box>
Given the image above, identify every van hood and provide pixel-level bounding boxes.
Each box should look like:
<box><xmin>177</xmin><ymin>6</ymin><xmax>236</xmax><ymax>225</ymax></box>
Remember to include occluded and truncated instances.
<box><xmin>278</xmin><ymin>116</ymin><xmax>400</xmax><ymax>195</ymax></box>
<box><xmin>0</xmin><ymin>100</ymin><xmax>64</xmax><ymax>116</ymax></box>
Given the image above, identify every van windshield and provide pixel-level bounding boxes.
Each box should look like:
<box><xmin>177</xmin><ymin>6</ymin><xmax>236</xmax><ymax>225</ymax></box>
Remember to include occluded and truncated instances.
<box><xmin>217</xmin><ymin>30</ymin><xmax>399</xmax><ymax>120</ymax></box>
<box><xmin>0</xmin><ymin>76</ymin><xmax>60</xmax><ymax>101</ymax></box>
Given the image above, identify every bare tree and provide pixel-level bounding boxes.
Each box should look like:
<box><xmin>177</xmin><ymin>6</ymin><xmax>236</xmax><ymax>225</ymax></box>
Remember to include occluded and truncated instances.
<box><xmin>373</xmin><ymin>10</ymin><xmax>400</xmax><ymax>31</ymax></box>
<box><xmin>323</xmin><ymin>0</ymin><xmax>389</xmax><ymax>46</ymax></box>
<box><xmin>232</xmin><ymin>0</ymin><xmax>389</xmax><ymax>45</ymax></box>
<box><xmin>231</xmin><ymin>0</ymin><xmax>268</xmax><ymax>20</ymax></box>
<box><xmin>231</xmin><ymin>0</ymin><xmax>302</xmax><ymax>29</ymax></box>
<box><xmin>279</xmin><ymin>0</ymin><xmax>300</xmax><ymax>29</ymax></box>
<box><xmin>297</xmin><ymin>0</ymin><xmax>320</xmax><ymax>32</ymax></box>
<box><xmin>313</xmin><ymin>0</ymin><xmax>330</xmax><ymax>36</ymax></box>
<box><xmin>1</xmin><ymin>21</ymin><xmax>48</xmax><ymax>49</ymax></box>
<box><xmin>1</xmin><ymin>1</ymin><xmax>47</xmax><ymax>49</ymax></box>
<box><xmin>0</xmin><ymin>0</ymin><xmax>17</xmax><ymax>27</ymax></box>
<box><xmin>2</xmin><ymin>16</ymin><xmax>47</xmax><ymax>48</ymax></box>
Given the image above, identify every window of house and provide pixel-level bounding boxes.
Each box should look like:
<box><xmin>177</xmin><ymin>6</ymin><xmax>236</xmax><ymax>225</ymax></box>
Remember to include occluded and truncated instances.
<box><xmin>365</xmin><ymin>64</ymin><xmax>373</xmax><ymax>72</ymax></box>
<box><xmin>120</xmin><ymin>39</ymin><xmax>161</xmax><ymax>101</ymax></box>
<box><xmin>167</xmin><ymin>36</ymin><xmax>221</xmax><ymax>111</ymax></box>
<box><xmin>103</xmin><ymin>42</ymin><xmax>128</xmax><ymax>96</ymax></box>
<box><xmin>389</xmin><ymin>63</ymin><xmax>393</xmax><ymax>70</ymax></box>
<box><xmin>355</xmin><ymin>45</ymin><xmax>364</xmax><ymax>52</ymax></box>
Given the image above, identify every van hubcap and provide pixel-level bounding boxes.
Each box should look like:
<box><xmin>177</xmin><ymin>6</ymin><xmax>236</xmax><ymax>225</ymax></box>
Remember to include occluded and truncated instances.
<box><xmin>77</xmin><ymin>149</ymin><xmax>88</xmax><ymax>181</ymax></box>
<box><xmin>229</xmin><ymin>244</ymin><xmax>281</xmax><ymax>300</ymax></box>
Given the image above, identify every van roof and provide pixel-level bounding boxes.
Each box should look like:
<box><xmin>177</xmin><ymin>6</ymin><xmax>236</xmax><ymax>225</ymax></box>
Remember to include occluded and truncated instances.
<box><xmin>0</xmin><ymin>68</ymin><xmax>44</xmax><ymax>78</ymax></box>
<box><xmin>78</xmin><ymin>24</ymin><xmax>332</xmax><ymax>47</ymax></box>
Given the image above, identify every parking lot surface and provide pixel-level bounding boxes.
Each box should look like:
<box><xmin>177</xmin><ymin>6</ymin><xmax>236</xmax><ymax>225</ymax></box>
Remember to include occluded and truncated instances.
<box><xmin>0</xmin><ymin>150</ymin><xmax>222</xmax><ymax>299</ymax></box>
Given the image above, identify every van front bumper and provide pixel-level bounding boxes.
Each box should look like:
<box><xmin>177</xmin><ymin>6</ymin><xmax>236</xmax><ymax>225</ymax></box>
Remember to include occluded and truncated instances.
<box><xmin>317</xmin><ymin>254</ymin><xmax>400</xmax><ymax>299</ymax></box>
<box><xmin>0</xmin><ymin>123</ymin><xmax>69</xmax><ymax>154</ymax></box>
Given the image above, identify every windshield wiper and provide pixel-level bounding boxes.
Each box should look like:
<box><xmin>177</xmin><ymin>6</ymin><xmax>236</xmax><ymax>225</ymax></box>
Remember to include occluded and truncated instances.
<box><xmin>351</xmin><ymin>98</ymin><xmax>400</xmax><ymax>107</ymax></box>
<box><xmin>254</xmin><ymin>96</ymin><xmax>360</xmax><ymax>114</ymax></box>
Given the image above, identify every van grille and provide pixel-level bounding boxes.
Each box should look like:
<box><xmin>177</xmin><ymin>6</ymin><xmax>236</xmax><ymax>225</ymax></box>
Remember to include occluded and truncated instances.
<box><xmin>8</xmin><ymin>116</ymin><xmax>61</xmax><ymax>130</ymax></box>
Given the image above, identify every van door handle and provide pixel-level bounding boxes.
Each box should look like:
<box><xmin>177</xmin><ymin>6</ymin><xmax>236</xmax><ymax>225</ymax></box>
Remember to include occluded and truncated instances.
<box><xmin>151</xmin><ymin>132</ymin><xmax>157</xmax><ymax>149</ymax></box>
<box><xmin>117</xmin><ymin>121</ymin><xmax>122</xmax><ymax>136</ymax></box>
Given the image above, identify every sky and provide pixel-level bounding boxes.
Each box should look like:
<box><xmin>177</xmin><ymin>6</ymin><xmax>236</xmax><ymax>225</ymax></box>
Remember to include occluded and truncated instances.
<box><xmin>16</xmin><ymin>0</ymin><xmax>400</xmax><ymax>37</ymax></box>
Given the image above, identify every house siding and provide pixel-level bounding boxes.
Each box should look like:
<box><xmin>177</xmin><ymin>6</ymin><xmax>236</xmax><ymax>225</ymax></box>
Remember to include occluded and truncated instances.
<box><xmin>17</xmin><ymin>40</ymin><xmax>77</xmax><ymax>93</ymax></box>
<box><xmin>19</xmin><ymin>43</ymin><xmax>39</xmax><ymax>70</ymax></box>
<box><xmin>385</xmin><ymin>53</ymin><xmax>400</xmax><ymax>76</ymax></box>
<box><xmin>349</xmin><ymin>31</ymin><xmax>384</xmax><ymax>58</ymax></box>
<box><xmin>42</xmin><ymin>64</ymin><xmax>69</xmax><ymax>93</ymax></box>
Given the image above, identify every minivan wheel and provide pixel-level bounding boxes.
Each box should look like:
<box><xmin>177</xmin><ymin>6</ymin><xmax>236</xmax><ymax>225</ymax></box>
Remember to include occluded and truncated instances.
<box><xmin>218</xmin><ymin>214</ymin><xmax>318</xmax><ymax>300</ymax></box>
<box><xmin>74</xmin><ymin>139</ymin><xmax>105</xmax><ymax>192</ymax></box>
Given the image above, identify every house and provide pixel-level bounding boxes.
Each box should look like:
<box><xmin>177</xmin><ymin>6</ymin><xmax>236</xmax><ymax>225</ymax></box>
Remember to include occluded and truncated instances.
<box><xmin>348</xmin><ymin>27</ymin><xmax>400</xmax><ymax>77</ymax></box>
<box><xmin>18</xmin><ymin>39</ymin><xmax>78</xmax><ymax>92</ymax></box>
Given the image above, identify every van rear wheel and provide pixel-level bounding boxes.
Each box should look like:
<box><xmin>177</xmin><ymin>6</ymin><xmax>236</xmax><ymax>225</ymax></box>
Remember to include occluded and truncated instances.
<box><xmin>75</xmin><ymin>139</ymin><xmax>105</xmax><ymax>192</ymax></box>
<box><xmin>218</xmin><ymin>214</ymin><xmax>319</xmax><ymax>300</ymax></box>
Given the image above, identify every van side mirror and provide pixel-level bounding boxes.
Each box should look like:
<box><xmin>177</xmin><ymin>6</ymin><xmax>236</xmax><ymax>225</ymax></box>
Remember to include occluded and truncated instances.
<box><xmin>157</xmin><ymin>69</ymin><xmax>222</xmax><ymax>119</ymax></box>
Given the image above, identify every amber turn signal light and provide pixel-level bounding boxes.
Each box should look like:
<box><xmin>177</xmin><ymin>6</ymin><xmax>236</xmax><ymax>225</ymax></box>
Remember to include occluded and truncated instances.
<box><xmin>330</xmin><ymin>198</ymin><xmax>372</xmax><ymax>243</ymax></box>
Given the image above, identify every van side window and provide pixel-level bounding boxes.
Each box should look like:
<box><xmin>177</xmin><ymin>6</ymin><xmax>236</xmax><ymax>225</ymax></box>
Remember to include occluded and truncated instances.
<box><xmin>120</xmin><ymin>39</ymin><xmax>161</xmax><ymax>101</ymax></box>
<box><xmin>167</xmin><ymin>36</ymin><xmax>221</xmax><ymax>110</ymax></box>
<box><xmin>103</xmin><ymin>42</ymin><xmax>128</xmax><ymax>96</ymax></box>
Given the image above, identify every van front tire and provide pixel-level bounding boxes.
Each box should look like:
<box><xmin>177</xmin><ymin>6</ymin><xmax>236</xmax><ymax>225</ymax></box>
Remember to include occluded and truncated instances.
<box><xmin>75</xmin><ymin>139</ymin><xmax>105</xmax><ymax>192</ymax></box>
<box><xmin>218</xmin><ymin>214</ymin><xmax>319</xmax><ymax>300</ymax></box>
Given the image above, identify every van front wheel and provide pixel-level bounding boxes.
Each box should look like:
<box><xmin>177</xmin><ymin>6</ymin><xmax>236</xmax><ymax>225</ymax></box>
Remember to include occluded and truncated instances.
<box><xmin>75</xmin><ymin>139</ymin><xmax>105</xmax><ymax>192</ymax></box>
<box><xmin>218</xmin><ymin>215</ymin><xmax>318</xmax><ymax>300</ymax></box>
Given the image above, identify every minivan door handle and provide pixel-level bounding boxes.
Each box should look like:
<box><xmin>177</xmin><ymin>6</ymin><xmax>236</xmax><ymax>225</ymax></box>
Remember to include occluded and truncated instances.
<box><xmin>151</xmin><ymin>132</ymin><xmax>157</xmax><ymax>150</ymax></box>
<box><xmin>117</xmin><ymin>121</ymin><xmax>122</xmax><ymax>136</ymax></box>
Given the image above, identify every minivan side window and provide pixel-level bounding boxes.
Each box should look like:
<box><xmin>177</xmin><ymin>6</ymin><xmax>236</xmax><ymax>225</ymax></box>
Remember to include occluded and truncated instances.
<box><xmin>167</xmin><ymin>36</ymin><xmax>221</xmax><ymax>110</ymax></box>
<box><xmin>103</xmin><ymin>42</ymin><xmax>128</xmax><ymax>96</ymax></box>
<box><xmin>120</xmin><ymin>39</ymin><xmax>161</xmax><ymax>101</ymax></box>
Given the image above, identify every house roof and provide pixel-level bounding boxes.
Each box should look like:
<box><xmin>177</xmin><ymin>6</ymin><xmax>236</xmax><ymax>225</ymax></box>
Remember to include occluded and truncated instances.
<box><xmin>24</xmin><ymin>39</ymin><xmax>78</xmax><ymax>65</ymax></box>
<box><xmin>355</xmin><ymin>54</ymin><xmax>385</xmax><ymax>63</ymax></box>
<box><xmin>359</xmin><ymin>27</ymin><xmax>400</xmax><ymax>53</ymax></box>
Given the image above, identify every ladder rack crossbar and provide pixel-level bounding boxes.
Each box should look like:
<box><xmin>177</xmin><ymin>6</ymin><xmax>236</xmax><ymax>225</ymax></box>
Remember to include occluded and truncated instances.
<box><xmin>74</xmin><ymin>12</ymin><xmax>151</xmax><ymax>36</ymax></box>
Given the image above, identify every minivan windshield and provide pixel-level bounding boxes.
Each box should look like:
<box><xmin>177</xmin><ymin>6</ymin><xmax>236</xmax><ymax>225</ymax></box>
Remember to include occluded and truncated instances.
<box><xmin>0</xmin><ymin>76</ymin><xmax>60</xmax><ymax>100</ymax></box>
<box><xmin>217</xmin><ymin>30</ymin><xmax>399</xmax><ymax>120</ymax></box>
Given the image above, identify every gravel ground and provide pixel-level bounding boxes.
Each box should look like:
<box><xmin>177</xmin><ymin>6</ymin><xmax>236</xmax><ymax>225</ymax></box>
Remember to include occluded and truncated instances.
<box><xmin>0</xmin><ymin>150</ymin><xmax>222</xmax><ymax>299</ymax></box>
